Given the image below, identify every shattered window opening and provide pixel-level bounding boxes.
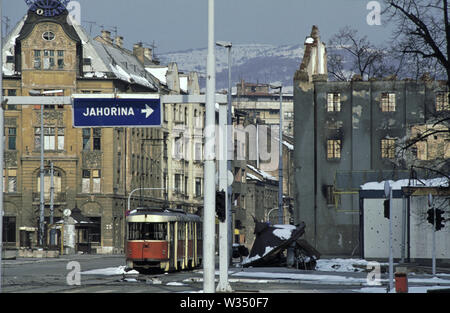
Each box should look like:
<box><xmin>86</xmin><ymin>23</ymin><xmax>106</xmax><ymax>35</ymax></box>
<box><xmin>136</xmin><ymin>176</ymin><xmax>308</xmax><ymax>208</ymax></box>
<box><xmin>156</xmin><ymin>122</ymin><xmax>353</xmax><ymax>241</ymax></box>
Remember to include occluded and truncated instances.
<box><xmin>327</xmin><ymin>93</ymin><xmax>341</xmax><ymax>112</ymax></box>
<box><xmin>381</xmin><ymin>92</ymin><xmax>396</xmax><ymax>112</ymax></box>
<box><xmin>381</xmin><ymin>138</ymin><xmax>396</xmax><ymax>159</ymax></box>
<box><xmin>327</xmin><ymin>139</ymin><xmax>341</xmax><ymax>159</ymax></box>
<box><xmin>436</xmin><ymin>92</ymin><xmax>450</xmax><ymax>112</ymax></box>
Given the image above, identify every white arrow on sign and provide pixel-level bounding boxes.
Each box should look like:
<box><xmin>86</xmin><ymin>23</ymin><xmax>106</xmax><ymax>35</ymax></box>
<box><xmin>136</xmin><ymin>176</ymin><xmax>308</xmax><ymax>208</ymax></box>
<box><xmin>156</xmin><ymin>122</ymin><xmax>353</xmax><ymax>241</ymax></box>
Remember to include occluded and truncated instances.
<box><xmin>141</xmin><ymin>104</ymin><xmax>154</xmax><ymax>118</ymax></box>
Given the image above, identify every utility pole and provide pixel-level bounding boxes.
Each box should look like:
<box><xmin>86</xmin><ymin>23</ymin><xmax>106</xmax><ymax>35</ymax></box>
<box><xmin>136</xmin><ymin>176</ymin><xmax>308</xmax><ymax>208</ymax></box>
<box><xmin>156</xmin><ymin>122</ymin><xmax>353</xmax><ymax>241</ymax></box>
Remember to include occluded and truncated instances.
<box><xmin>270</xmin><ymin>84</ymin><xmax>283</xmax><ymax>224</ymax></box>
<box><xmin>203</xmin><ymin>0</ymin><xmax>216</xmax><ymax>293</ymax></box>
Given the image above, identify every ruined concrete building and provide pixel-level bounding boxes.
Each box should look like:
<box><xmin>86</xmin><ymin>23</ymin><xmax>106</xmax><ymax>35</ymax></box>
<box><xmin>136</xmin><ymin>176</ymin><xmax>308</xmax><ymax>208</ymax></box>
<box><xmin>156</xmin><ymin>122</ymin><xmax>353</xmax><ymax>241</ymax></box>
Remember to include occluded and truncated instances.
<box><xmin>293</xmin><ymin>26</ymin><xmax>449</xmax><ymax>256</ymax></box>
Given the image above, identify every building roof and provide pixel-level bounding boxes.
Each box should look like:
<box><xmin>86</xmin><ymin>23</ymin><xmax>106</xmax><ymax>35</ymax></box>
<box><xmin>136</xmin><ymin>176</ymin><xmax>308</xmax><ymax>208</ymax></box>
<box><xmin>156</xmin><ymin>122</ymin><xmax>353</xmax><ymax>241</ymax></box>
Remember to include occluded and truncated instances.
<box><xmin>2</xmin><ymin>12</ymin><xmax>159</xmax><ymax>91</ymax></box>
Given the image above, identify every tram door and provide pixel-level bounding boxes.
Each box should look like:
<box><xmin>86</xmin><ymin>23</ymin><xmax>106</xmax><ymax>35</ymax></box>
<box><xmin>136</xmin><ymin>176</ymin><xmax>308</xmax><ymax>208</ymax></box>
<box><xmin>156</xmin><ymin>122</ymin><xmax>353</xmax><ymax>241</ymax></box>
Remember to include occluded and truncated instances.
<box><xmin>169</xmin><ymin>222</ymin><xmax>175</xmax><ymax>269</ymax></box>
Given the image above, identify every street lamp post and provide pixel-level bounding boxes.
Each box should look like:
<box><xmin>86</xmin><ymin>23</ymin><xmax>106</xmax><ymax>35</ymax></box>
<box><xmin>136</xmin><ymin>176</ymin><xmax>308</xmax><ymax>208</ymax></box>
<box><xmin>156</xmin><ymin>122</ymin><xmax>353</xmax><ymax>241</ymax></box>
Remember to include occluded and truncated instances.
<box><xmin>29</xmin><ymin>89</ymin><xmax>46</xmax><ymax>247</ymax></box>
<box><xmin>270</xmin><ymin>84</ymin><xmax>283</xmax><ymax>225</ymax></box>
<box><xmin>204</xmin><ymin>0</ymin><xmax>216</xmax><ymax>293</ymax></box>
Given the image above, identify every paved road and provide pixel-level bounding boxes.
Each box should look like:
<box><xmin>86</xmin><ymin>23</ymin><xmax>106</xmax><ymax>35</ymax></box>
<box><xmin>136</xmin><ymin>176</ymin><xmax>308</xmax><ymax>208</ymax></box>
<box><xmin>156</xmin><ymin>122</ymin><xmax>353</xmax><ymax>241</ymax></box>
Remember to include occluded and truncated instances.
<box><xmin>2</xmin><ymin>254</ymin><xmax>450</xmax><ymax>293</ymax></box>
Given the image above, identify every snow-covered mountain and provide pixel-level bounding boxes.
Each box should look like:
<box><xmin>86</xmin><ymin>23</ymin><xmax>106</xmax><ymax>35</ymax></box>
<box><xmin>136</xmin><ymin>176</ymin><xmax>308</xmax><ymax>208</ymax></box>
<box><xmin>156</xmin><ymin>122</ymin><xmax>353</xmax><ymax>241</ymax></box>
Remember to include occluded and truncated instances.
<box><xmin>158</xmin><ymin>43</ymin><xmax>304</xmax><ymax>92</ymax></box>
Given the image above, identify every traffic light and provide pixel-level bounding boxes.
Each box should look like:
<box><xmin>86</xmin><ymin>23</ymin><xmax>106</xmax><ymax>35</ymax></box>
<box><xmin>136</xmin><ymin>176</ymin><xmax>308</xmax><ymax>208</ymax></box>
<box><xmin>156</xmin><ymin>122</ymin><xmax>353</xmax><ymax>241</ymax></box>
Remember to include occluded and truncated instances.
<box><xmin>383</xmin><ymin>200</ymin><xmax>390</xmax><ymax>219</ymax></box>
<box><xmin>435</xmin><ymin>209</ymin><xmax>445</xmax><ymax>231</ymax></box>
<box><xmin>427</xmin><ymin>208</ymin><xmax>435</xmax><ymax>225</ymax></box>
<box><xmin>216</xmin><ymin>190</ymin><xmax>226</xmax><ymax>222</ymax></box>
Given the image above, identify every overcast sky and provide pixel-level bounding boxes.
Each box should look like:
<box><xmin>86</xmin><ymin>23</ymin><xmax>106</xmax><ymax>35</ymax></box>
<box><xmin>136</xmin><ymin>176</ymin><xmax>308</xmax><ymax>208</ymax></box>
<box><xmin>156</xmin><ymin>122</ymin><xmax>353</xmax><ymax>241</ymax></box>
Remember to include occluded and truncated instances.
<box><xmin>3</xmin><ymin>0</ymin><xmax>396</xmax><ymax>53</ymax></box>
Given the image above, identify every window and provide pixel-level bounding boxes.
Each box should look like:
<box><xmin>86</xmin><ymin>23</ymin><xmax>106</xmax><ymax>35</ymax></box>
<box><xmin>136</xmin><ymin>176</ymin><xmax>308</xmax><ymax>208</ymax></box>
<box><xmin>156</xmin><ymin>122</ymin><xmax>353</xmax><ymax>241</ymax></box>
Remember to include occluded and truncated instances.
<box><xmin>82</xmin><ymin>128</ymin><xmax>101</xmax><ymax>151</ymax></box>
<box><xmin>57</xmin><ymin>58</ymin><xmax>64</xmax><ymax>70</ymax></box>
<box><xmin>6</xmin><ymin>89</ymin><xmax>17</xmax><ymax>110</ymax></box>
<box><xmin>82</xmin><ymin>170</ymin><xmax>91</xmax><ymax>193</ymax></box>
<box><xmin>7</xmin><ymin>128</ymin><xmax>16</xmax><ymax>150</ymax></box>
<box><xmin>36</xmin><ymin>169</ymin><xmax>62</xmax><ymax>199</ymax></box>
<box><xmin>93</xmin><ymin>128</ymin><xmax>101</xmax><ymax>150</ymax></box>
<box><xmin>2</xmin><ymin>216</ymin><xmax>16</xmax><ymax>243</ymax></box>
<box><xmin>327</xmin><ymin>93</ymin><xmax>341</xmax><ymax>112</ymax></box>
<box><xmin>381</xmin><ymin>92</ymin><xmax>396</xmax><ymax>112</ymax></box>
<box><xmin>325</xmin><ymin>185</ymin><xmax>335</xmax><ymax>205</ymax></box>
<box><xmin>381</xmin><ymin>138</ymin><xmax>396</xmax><ymax>159</ymax></box>
<box><xmin>92</xmin><ymin>169</ymin><xmax>101</xmax><ymax>193</ymax></box>
<box><xmin>82</xmin><ymin>129</ymin><xmax>91</xmax><ymax>150</ymax></box>
<box><xmin>195</xmin><ymin>178</ymin><xmax>202</xmax><ymax>197</ymax></box>
<box><xmin>35</xmin><ymin>127</ymin><xmax>63</xmax><ymax>151</ymax></box>
<box><xmin>42</xmin><ymin>31</ymin><xmax>55</xmax><ymax>41</ymax></box>
<box><xmin>174</xmin><ymin>174</ymin><xmax>182</xmax><ymax>193</ymax></box>
<box><xmin>3</xmin><ymin>169</ymin><xmax>17</xmax><ymax>193</ymax></box>
<box><xmin>81</xmin><ymin>169</ymin><xmax>101</xmax><ymax>194</ymax></box>
<box><xmin>436</xmin><ymin>92</ymin><xmax>450</xmax><ymax>111</ymax></box>
<box><xmin>34</xmin><ymin>50</ymin><xmax>41</xmax><ymax>69</ymax></box>
<box><xmin>128</xmin><ymin>222</ymin><xmax>167</xmax><ymax>240</ymax></box>
<box><xmin>327</xmin><ymin>139</ymin><xmax>341</xmax><ymax>159</ymax></box>
<box><xmin>194</xmin><ymin>142</ymin><xmax>203</xmax><ymax>161</ymax></box>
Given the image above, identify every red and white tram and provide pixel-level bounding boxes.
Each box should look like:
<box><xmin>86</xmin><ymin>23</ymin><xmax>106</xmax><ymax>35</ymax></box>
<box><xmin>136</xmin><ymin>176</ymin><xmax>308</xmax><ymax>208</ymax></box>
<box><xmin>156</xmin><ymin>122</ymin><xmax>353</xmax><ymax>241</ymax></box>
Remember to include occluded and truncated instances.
<box><xmin>126</xmin><ymin>208</ymin><xmax>202</xmax><ymax>272</ymax></box>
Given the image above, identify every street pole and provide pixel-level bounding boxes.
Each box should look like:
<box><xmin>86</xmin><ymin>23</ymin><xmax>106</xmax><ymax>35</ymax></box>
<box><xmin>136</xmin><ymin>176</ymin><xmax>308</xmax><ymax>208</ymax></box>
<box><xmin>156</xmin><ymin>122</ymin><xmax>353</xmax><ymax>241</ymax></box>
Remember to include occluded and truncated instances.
<box><xmin>226</xmin><ymin>44</ymin><xmax>232</xmax><ymax>268</ymax></box>
<box><xmin>270</xmin><ymin>84</ymin><xmax>283</xmax><ymax>224</ymax></box>
<box><xmin>429</xmin><ymin>194</ymin><xmax>436</xmax><ymax>276</ymax></box>
<box><xmin>50</xmin><ymin>162</ymin><xmax>55</xmax><ymax>245</ymax></box>
<box><xmin>204</xmin><ymin>0</ymin><xmax>216</xmax><ymax>293</ymax></box>
<box><xmin>278</xmin><ymin>87</ymin><xmax>283</xmax><ymax>225</ymax></box>
<box><xmin>384</xmin><ymin>181</ymin><xmax>394</xmax><ymax>292</ymax></box>
<box><xmin>0</xmin><ymin>0</ymin><xmax>4</xmax><ymax>294</ymax></box>
<box><xmin>39</xmin><ymin>99</ymin><xmax>45</xmax><ymax>247</ymax></box>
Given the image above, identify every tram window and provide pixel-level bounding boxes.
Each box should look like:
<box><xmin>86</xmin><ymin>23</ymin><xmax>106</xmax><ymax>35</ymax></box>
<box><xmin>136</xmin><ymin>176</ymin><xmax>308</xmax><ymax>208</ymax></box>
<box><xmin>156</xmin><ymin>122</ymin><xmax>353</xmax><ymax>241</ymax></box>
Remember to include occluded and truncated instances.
<box><xmin>128</xmin><ymin>222</ymin><xmax>167</xmax><ymax>240</ymax></box>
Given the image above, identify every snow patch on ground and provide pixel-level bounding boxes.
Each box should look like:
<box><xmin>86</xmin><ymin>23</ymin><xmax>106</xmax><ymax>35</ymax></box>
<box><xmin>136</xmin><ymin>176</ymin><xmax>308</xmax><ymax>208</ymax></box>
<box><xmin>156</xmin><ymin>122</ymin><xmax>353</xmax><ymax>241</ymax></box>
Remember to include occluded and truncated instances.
<box><xmin>82</xmin><ymin>266</ymin><xmax>139</xmax><ymax>275</ymax></box>
<box><xmin>315</xmin><ymin>258</ymin><xmax>388</xmax><ymax>273</ymax></box>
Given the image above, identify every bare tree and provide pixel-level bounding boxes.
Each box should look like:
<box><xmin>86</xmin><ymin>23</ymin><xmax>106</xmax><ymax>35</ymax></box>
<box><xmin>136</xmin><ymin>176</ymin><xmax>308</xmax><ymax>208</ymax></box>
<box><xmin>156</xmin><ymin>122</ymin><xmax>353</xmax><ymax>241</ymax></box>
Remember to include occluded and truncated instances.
<box><xmin>384</xmin><ymin>0</ymin><xmax>449</xmax><ymax>175</ymax></box>
<box><xmin>384</xmin><ymin>0</ymin><xmax>449</xmax><ymax>91</ymax></box>
<box><xmin>327</xmin><ymin>26</ymin><xmax>394</xmax><ymax>81</ymax></box>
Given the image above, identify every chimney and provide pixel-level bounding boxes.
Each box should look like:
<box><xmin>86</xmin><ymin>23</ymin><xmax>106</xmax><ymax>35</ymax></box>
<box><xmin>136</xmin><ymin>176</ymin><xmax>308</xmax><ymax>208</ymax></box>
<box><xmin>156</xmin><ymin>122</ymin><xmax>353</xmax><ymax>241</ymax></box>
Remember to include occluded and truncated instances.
<box><xmin>101</xmin><ymin>30</ymin><xmax>112</xmax><ymax>44</ymax></box>
<box><xmin>133</xmin><ymin>42</ymin><xmax>145</xmax><ymax>64</ymax></box>
<box><xmin>115</xmin><ymin>36</ymin><xmax>124</xmax><ymax>48</ymax></box>
<box><xmin>144</xmin><ymin>48</ymin><xmax>153</xmax><ymax>62</ymax></box>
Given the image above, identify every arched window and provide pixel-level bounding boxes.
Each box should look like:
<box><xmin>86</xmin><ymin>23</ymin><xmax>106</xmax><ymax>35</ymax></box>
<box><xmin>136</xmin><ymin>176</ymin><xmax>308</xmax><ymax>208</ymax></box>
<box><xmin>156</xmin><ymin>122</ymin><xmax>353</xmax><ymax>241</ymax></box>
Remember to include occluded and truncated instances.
<box><xmin>37</xmin><ymin>168</ymin><xmax>62</xmax><ymax>198</ymax></box>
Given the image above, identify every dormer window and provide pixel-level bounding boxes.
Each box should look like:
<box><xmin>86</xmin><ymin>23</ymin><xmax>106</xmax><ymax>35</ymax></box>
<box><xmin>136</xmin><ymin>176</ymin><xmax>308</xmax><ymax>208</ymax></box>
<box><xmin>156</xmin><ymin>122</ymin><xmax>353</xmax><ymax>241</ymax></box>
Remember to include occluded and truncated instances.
<box><xmin>42</xmin><ymin>31</ymin><xmax>55</xmax><ymax>41</ymax></box>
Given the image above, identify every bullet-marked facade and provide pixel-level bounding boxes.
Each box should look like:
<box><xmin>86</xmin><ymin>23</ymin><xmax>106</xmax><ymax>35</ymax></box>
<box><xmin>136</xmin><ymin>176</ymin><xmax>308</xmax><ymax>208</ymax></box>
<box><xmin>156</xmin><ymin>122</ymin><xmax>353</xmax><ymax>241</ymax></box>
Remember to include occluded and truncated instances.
<box><xmin>293</xmin><ymin>26</ymin><xmax>449</xmax><ymax>255</ymax></box>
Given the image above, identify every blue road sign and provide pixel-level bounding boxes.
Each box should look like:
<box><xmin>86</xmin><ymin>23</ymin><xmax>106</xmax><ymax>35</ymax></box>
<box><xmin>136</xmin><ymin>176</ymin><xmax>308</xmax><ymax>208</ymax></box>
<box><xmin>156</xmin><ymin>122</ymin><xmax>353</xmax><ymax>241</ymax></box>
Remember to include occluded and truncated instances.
<box><xmin>73</xmin><ymin>97</ymin><xmax>162</xmax><ymax>127</ymax></box>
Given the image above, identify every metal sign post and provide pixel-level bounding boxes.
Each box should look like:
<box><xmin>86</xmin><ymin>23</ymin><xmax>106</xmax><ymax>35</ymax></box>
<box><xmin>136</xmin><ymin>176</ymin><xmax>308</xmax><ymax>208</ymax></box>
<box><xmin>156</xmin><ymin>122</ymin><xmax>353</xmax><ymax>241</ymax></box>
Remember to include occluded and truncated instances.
<box><xmin>428</xmin><ymin>194</ymin><xmax>436</xmax><ymax>276</ymax></box>
<box><xmin>384</xmin><ymin>181</ymin><xmax>393</xmax><ymax>291</ymax></box>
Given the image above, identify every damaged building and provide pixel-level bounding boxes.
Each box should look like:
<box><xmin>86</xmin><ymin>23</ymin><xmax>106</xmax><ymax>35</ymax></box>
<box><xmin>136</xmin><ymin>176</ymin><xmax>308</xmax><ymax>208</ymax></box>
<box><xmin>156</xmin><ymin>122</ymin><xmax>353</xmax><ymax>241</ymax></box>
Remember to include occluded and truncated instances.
<box><xmin>293</xmin><ymin>25</ymin><xmax>449</xmax><ymax>256</ymax></box>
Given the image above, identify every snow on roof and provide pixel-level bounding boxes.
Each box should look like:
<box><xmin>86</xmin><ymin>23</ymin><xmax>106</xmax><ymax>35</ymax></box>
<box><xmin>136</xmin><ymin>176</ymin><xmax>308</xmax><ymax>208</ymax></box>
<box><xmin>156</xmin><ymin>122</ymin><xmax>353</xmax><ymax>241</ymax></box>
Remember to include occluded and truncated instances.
<box><xmin>2</xmin><ymin>16</ymin><xmax>27</xmax><ymax>76</ymax></box>
<box><xmin>283</xmin><ymin>141</ymin><xmax>294</xmax><ymax>151</ymax></box>
<box><xmin>145</xmin><ymin>67</ymin><xmax>168</xmax><ymax>85</ymax></box>
<box><xmin>247</xmin><ymin>164</ymin><xmax>278</xmax><ymax>181</ymax></box>
<box><xmin>360</xmin><ymin>177</ymin><xmax>449</xmax><ymax>190</ymax></box>
<box><xmin>246</xmin><ymin>173</ymin><xmax>262</xmax><ymax>181</ymax></box>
